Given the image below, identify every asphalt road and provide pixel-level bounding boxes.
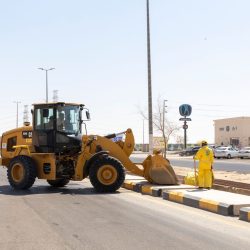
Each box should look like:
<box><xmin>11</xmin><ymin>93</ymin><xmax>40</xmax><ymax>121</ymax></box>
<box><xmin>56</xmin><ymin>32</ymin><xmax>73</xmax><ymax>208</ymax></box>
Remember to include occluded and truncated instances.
<box><xmin>170</xmin><ymin>157</ymin><xmax>250</xmax><ymax>173</ymax></box>
<box><xmin>1</xmin><ymin>167</ymin><xmax>250</xmax><ymax>250</ymax></box>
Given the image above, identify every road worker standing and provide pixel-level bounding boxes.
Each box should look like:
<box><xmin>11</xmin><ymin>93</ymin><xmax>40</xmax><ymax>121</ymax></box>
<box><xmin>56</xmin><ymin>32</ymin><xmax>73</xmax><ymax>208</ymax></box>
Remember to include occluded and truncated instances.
<box><xmin>194</xmin><ymin>140</ymin><xmax>214</xmax><ymax>189</ymax></box>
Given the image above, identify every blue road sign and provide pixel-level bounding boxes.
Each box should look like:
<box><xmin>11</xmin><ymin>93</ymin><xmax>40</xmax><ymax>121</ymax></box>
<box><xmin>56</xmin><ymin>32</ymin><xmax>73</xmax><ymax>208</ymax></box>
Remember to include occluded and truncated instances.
<box><xmin>179</xmin><ymin>104</ymin><xmax>192</xmax><ymax>117</ymax></box>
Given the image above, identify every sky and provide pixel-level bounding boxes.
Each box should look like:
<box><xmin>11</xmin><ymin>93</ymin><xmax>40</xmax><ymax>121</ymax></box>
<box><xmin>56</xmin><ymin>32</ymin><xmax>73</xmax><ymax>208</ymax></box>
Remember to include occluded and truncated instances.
<box><xmin>1</xmin><ymin>0</ymin><xmax>250</xmax><ymax>144</ymax></box>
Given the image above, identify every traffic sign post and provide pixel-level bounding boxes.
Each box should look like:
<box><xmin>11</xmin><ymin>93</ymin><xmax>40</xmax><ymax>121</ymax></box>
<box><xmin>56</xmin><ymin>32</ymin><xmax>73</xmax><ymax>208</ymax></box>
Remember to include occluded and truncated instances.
<box><xmin>183</xmin><ymin>124</ymin><xmax>188</xmax><ymax>129</ymax></box>
<box><xmin>179</xmin><ymin>104</ymin><xmax>192</xmax><ymax>149</ymax></box>
<box><xmin>183</xmin><ymin>119</ymin><xmax>187</xmax><ymax>149</ymax></box>
<box><xmin>179</xmin><ymin>117</ymin><xmax>192</xmax><ymax>121</ymax></box>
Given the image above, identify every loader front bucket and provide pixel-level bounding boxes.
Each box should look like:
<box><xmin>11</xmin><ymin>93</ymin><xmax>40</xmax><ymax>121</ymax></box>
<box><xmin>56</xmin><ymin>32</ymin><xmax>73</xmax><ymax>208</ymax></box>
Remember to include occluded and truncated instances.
<box><xmin>142</xmin><ymin>151</ymin><xmax>178</xmax><ymax>185</ymax></box>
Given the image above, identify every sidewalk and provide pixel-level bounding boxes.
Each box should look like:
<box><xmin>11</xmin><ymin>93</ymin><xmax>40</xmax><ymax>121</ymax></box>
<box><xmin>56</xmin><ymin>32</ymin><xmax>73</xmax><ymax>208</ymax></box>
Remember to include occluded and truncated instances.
<box><xmin>122</xmin><ymin>173</ymin><xmax>250</xmax><ymax>222</ymax></box>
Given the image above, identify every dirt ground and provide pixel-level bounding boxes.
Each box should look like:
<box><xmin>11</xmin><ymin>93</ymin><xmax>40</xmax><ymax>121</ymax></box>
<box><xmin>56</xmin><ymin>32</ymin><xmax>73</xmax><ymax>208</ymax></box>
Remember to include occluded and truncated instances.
<box><xmin>173</xmin><ymin>166</ymin><xmax>250</xmax><ymax>184</ymax></box>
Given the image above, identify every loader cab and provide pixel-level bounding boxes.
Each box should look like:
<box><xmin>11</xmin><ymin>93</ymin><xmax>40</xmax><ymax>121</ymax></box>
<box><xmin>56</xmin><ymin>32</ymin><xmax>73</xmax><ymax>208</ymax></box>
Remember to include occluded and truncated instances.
<box><xmin>32</xmin><ymin>102</ymin><xmax>85</xmax><ymax>154</ymax></box>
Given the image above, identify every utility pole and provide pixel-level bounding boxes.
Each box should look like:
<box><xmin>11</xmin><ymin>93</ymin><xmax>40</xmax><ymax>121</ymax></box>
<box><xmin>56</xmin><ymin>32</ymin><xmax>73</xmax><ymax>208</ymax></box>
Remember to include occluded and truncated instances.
<box><xmin>142</xmin><ymin>119</ymin><xmax>145</xmax><ymax>152</ymax></box>
<box><xmin>162</xmin><ymin>100</ymin><xmax>168</xmax><ymax>157</ymax></box>
<box><xmin>13</xmin><ymin>101</ymin><xmax>21</xmax><ymax>128</ymax></box>
<box><xmin>38</xmin><ymin>67</ymin><xmax>55</xmax><ymax>103</ymax></box>
<box><xmin>146</xmin><ymin>0</ymin><xmax>153</xmax><ymax>153</ymax></box>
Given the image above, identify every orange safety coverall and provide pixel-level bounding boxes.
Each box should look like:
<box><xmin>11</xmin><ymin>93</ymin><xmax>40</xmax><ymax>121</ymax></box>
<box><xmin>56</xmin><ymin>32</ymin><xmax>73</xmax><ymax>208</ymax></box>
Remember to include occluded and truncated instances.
<box><xmin>194</xmin><ymin>146</ymin><xmax>214</xmax><ymax>188</ymax></box>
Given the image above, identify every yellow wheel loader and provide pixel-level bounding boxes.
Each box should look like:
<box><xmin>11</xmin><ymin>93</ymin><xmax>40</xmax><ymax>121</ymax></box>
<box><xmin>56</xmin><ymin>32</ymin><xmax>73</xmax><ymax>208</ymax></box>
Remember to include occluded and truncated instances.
<box><xmin>0</xmin><ymin>102</ymin><xmax>178</xmax><ymax>192</ymax></box>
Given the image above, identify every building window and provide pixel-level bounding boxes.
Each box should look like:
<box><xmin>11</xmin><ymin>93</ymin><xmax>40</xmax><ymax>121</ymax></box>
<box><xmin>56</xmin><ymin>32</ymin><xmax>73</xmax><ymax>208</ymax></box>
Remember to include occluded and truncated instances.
<box><xmin>230</xmin><ymin>138</ymin><xmax>239</xmax><ymax>147</ymax></box>
<box><xmin>7</xmin><ymin>136</ymin><xmax>17</xmax><ymax>152</ymax></box>
<box><xmin>219</xmin><ymin>127</ymin><xmax>224</xmax><ymax>131</ymax></box>
<box><xmin>226</xmin><ymin>126</ymin><xmax>230</xmax><ymax>132</ymax></box>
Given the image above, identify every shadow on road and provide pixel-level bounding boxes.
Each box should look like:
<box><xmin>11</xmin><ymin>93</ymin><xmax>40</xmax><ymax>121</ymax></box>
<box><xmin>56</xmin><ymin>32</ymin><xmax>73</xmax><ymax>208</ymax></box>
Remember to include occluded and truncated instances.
<box><xmin>0</xmin><ymin>184</ymin><xmax>122</xmax><ymax>197</ymax></box>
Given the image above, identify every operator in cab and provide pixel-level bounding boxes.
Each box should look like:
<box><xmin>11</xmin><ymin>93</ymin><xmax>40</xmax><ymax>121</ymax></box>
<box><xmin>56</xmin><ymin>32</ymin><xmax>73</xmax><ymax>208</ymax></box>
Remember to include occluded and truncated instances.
<box><xmin>57</xmin><ymin>112</ymin><xmax>65</xmax><ymax>131</ymax></box>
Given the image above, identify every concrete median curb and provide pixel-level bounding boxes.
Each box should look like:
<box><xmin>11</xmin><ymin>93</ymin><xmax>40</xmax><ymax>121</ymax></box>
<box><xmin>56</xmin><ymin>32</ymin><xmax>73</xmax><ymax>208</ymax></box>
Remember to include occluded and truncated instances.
<box><xmin>122</xmin><ymin>181</ymin><xmax>136</xmax><ymax>191</ymax></box>
<box><xmin>122</xmin><ymin>180</ymin><xmax>149</xmax><ymax>192</ymax></box>
<box><xmin>122</xmin><ymin>180</ymin><xmax>234</xmax><ymax>216</ymax></box>
<box><xmin>162</xmin><ymin>191</ymin><xmax>233</xmax><ymax>216</ymax></box>
<box><xmin>140</xmin><ymin>185</ymin><xmax>166</xmax><ymax>197</ymax></box>
<box><xmin>239</xmin><ymin>207</ymin><xmax>250</xmax><ymax>222</ymax></box>
<box><xmin>123</xmin><ymin>180</ymin><xmax>196</xmax><ymax>197</ymax></box>
<box><xmin>122</xmin><ymin>176</ymin><xmax>250</xmax><ymax>217</ymax></box>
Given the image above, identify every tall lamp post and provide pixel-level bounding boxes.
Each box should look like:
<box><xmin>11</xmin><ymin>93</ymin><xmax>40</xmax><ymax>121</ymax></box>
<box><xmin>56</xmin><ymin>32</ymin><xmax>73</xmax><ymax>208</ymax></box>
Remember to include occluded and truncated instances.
<box><xmin>142</xmin><ymin>119</ymin><xmax>145</xmax><ymax>152</ymax></box>
<box><xmin>38</xmin><ymin>67</ymin><xmax>55</xmax><ymax>103</ymax></box>
<box><xmin>13</xmin><ymin>101</ymin><xmax>21</xmax><ymax>128</ymax></box>
<box><xmin>146</xmin><ymin>0</ymin><xmax>153</xmax><ymax>153</ymax></box>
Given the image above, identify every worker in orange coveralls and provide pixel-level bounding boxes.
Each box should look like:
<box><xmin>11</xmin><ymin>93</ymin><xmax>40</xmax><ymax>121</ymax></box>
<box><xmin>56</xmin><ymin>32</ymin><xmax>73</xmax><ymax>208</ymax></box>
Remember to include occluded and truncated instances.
<box><xmin>194</xmin><ymin>140</ymin><xmax>214</xmax><ymax>189</ymax></box>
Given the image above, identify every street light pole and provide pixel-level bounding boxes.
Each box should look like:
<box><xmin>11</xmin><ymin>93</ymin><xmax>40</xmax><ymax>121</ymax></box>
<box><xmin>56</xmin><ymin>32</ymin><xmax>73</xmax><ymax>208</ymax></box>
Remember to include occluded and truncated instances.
<box><xmin>38</xmin><ymin>67</ymin><xmax>55</xmax><ymax>103</ymax></box>
<box><xmin>142</xmin><ymin>119</ymin><xmax>145</xmax><ymax>152</ymax></box>
<box><xmin>13</xmin><ymin>101</ymin><xmax>21</xmax><ymax>128</ymax></box>
<box><xmin>46</xmin><ymin>70</ymin><xmax>48</xmax><ymax>103</ymax></box>
<box><xmin>146</xmin><ymin>0</ymin><xmax>153</xmax><ymax>153</ymax></box>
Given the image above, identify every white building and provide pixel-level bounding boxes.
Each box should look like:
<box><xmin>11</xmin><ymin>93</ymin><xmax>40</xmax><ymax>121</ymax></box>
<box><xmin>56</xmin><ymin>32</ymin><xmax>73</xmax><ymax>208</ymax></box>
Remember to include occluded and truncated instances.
<box><xmin>214</xmin><ymin>117</ymin><xmax>250</xmax><ymax>147</ymax></box>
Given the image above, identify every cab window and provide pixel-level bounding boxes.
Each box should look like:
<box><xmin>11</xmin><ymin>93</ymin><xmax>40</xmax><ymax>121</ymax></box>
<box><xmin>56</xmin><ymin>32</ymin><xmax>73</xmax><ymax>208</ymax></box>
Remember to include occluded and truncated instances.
<box><xmin>35</xmin><ymin>108</ymin><xmax>54</xmax><ymax>130</ymax></box>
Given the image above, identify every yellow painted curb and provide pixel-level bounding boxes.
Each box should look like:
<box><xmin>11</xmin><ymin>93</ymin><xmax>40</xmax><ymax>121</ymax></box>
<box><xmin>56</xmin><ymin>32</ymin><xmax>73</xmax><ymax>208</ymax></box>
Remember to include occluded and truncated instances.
<box><xmin>169</xmin><ymin>191</ymin><xmax>184</xmax><ymax>203</ymax></box>
<box><xmin>122</xmin><ymin>181</ymin><xmax>134</xmax><ymax>190</ymax></box>
<box><xmin>199</xmin><ymin>198</ymin><xmax>219</xmax><ymax>213</ymax></box>
<box><xmin>141</xmin><ymin>185</ymin><xmax>153</xmax><ymax>195</ymax></box>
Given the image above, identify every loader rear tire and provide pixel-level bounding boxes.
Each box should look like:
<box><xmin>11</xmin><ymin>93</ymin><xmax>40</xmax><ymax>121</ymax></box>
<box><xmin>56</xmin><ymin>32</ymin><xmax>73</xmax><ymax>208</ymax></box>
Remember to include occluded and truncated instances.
<box><xmin>89</xmin><ymin>156</ymin><xmax>125</xmax><ymax>193</ymax></box>
<box><xmin>7</xmin><ymin>156</ymin><xmax>37</xmax><ymax>190</ymax></box>
<box><xmin>47</xmin><ymin>178</ymin><xmax>70</xmax><ymax>187</ymax></box>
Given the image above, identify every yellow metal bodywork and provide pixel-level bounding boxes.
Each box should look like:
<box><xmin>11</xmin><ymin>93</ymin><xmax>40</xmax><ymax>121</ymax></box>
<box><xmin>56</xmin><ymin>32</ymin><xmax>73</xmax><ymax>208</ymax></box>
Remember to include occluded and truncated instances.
<box><xmin>0</xmin><ymin>127</ymin><xmax>63</xmax><ymax>180</ymax></box>
<box><xmin>1</xmin><ymin>126</ymin><xmax>33</xmax><ymax>159</ymax></box>
<box><xmin>89</xmin><ymin>130</ymin><xmax>144</xmax><ymax>177</ymax></box>
<box><xmin>74</xmin><ymin>143</ymin><xmax>92</xmax><ymax>180</ymax></box>
<box><xmin>0</xmin><ymin>126</ymin><xmax>178</xmax><ymax>185</ymax></box>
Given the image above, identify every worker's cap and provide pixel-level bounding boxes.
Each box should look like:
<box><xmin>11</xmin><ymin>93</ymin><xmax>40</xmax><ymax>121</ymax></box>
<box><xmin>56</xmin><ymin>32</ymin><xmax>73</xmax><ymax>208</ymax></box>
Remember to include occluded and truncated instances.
<box><xmin>201</xmin><ymin>140</ymin><xmax>208</xmax><ymax>146</ymax></box>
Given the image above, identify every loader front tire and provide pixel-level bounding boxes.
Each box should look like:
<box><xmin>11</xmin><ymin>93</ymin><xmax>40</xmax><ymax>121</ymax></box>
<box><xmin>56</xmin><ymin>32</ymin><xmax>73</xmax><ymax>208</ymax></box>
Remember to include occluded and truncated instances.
<box><xmin>7</xmin><ymin>156</ymin><xmax>37</xmax><ymax>190</ymax></box>
<box><xmin>47</xmin><ymin>178</ymin><xmax>70</xmax><ymax>187</ymax></box>
<box><xmin>89</xmin><ymin>156</ymin><xmax>125</xmax><ymax>193</ymax></box>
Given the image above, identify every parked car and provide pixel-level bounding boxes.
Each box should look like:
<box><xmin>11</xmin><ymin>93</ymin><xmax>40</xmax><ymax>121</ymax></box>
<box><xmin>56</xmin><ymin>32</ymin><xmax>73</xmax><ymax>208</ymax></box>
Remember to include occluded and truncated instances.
<box><xmin>214</xmin><ymin>146</ymin><xmax>239</xmax><ymax>159</ymax></box>
<box><xmin>238</xmin><ymin>147</ymin><xmax>250</xmax><ymax>159</ymax></box>
<box><xmin>179</xmin><ymin>146</ymin><xmax>200</xmax><ymax>156</ymax></box>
